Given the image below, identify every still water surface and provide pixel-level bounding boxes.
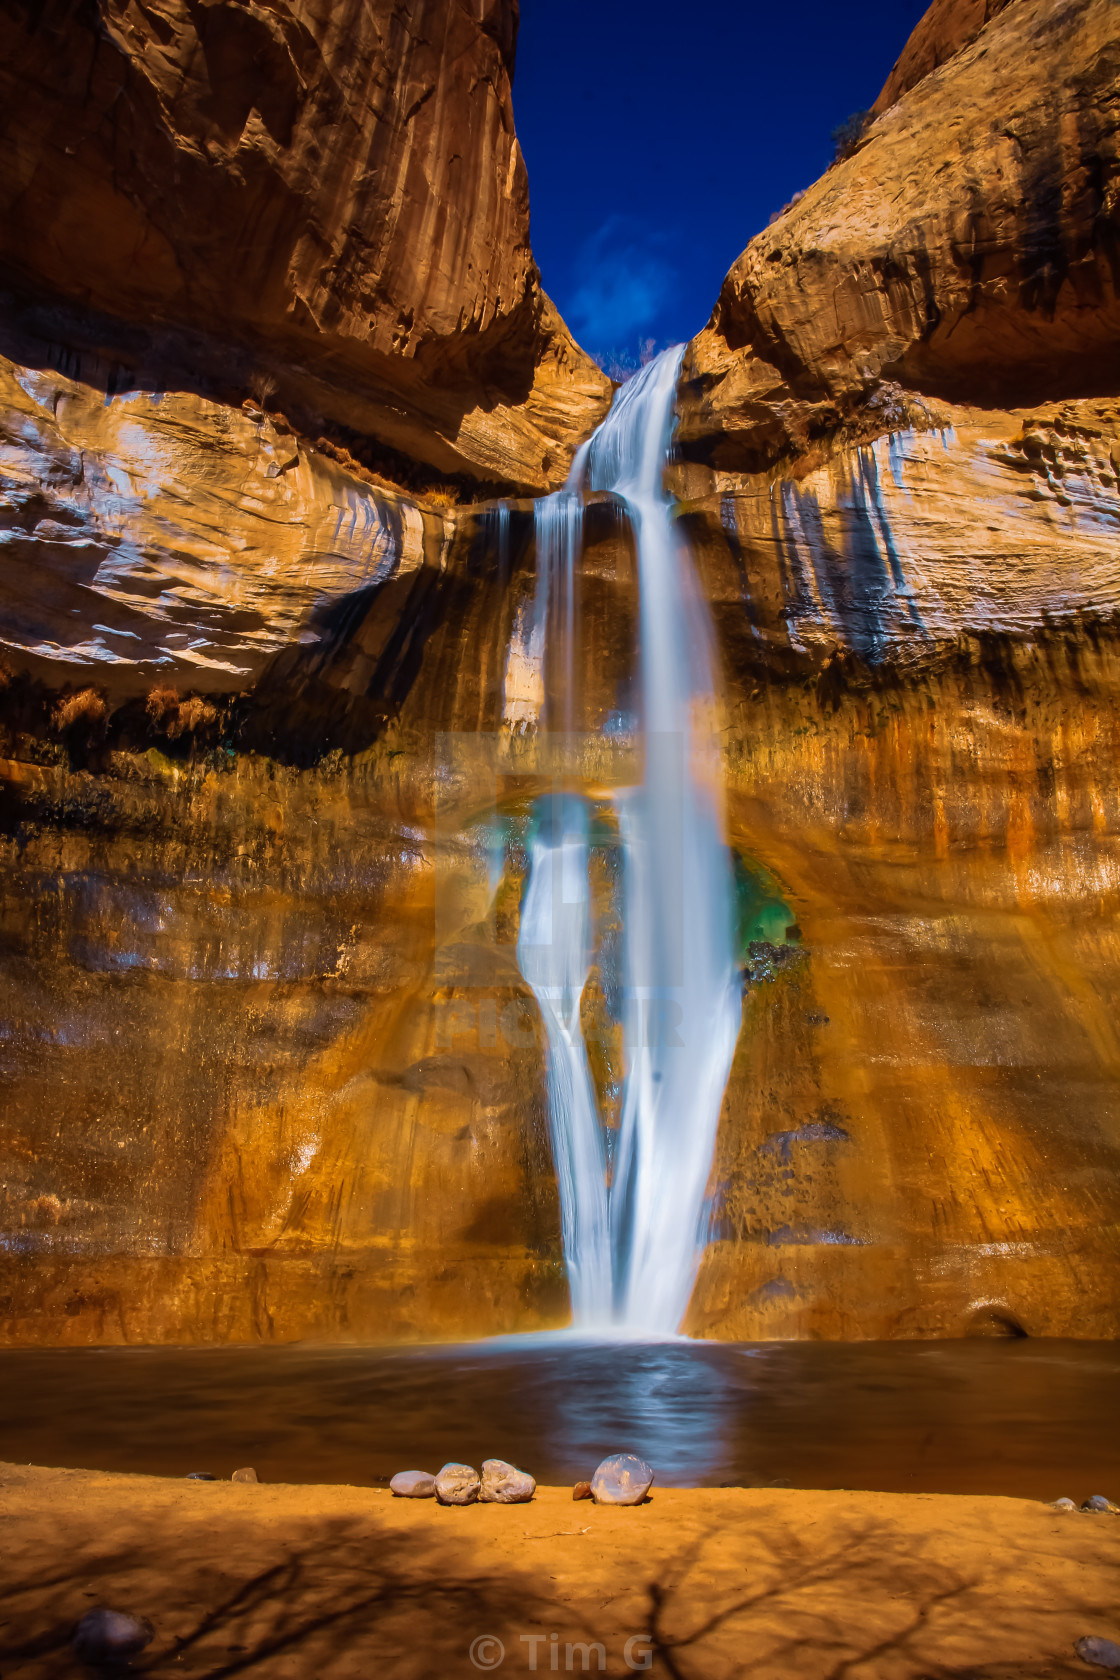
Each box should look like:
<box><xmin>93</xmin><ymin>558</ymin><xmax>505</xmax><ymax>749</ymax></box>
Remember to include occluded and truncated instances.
<box><xmin>1</xmin><ymin>1337</ymin><xmax>1116</xmax><ymax>1500</ymax></box>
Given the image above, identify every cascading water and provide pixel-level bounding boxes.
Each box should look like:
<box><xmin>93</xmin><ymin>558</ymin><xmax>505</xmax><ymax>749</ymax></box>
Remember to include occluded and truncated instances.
<box><xmin>517</xmin><ymin>795</ymin><xmax>612</xmax><ymax>1326</ymax></box>
<box><xmin>517</xmin><ymin>444</ymin><xmax>612</xmax><ymax>1325</ymax></box>
<box><xmin>518</xmin><ymin>349</ymin><xmax>741</xmax><ymax>1334</ymax></box>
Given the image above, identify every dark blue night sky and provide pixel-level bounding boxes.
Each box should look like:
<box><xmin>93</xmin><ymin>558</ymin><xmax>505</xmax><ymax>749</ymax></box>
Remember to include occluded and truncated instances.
<box><xmin>512</xmin><ymin>0</ymin><xmax>929</xmax><ymax>365</ymax></box>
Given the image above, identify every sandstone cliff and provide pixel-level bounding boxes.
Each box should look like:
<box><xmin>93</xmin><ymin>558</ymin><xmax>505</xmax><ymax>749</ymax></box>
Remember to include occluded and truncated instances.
<box><xmin>0</xmin><ymin>0</ymin><xmax>609</xmax><ymax>494</ymax></box>
<box><xmin>870</xmin><ymin>0</ymin><xmax>1017</xmax><ymax>116</ymax></box>
<box><xmin>667</xmin><ymin>0</ymin><xmax>1120</xmax><ymax>1339</ymax></box>
<box><xmin>2</xmin><ymin>0</ymin><xmax>1120</xmax><ymax>1347</ymax></box>
<box><xmin>681</xmin><ymin>0</ymin><xmax>1119</xmax><ymax>462</ymax></box>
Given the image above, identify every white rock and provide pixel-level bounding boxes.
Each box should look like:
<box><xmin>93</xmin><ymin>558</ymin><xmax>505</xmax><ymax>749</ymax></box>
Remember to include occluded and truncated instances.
<box><xmin>390</xmin><ymin>1470</ymin><xmax>437</xmax><ymax>1498</ymax></box>
<box><xmin>434</xmin><ymin>1462</ymin><xmax>480</xmax><ymax>1505</ymax></box>
<box><xmin>590</xmin><ymin>1453</ymin><xmax>654</xmax><ymax>1506</ymax></box>
<box><xmin>479</xmin><ymin>1459</ymin><xmax>536</xmax><ymax>1503</ymax></box>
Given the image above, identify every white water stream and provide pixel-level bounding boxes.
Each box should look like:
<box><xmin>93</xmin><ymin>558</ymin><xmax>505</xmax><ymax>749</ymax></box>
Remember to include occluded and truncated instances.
<box><xmin>517</xmin><ymin>349</ymin><xmax>741</xmax><ymax>1333</ymax></box>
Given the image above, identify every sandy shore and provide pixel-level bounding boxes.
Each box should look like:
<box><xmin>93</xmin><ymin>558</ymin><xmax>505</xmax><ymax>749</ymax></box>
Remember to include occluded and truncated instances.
<box><xmin>1</xmin><ymin>1463</ymin><xmax>1117</xmax><ymax>1678</ymax></box>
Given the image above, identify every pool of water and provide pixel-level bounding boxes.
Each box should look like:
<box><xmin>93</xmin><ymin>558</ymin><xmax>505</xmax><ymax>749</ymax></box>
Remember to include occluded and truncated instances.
<box><xmin>1</xmin><ymin>1337</ymin><xmax>1117</xmax><ymax>1500</ymax></box>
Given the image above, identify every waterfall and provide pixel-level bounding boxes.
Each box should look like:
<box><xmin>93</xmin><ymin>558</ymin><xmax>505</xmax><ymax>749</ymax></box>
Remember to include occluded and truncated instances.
<box><xmin>517</xmin><ymin>795</ymin><xmax>613</xmax><ymax>1326</ymax></box>
<box><xmin>518</xmin><ymin>349</ymin><xmax>741</xmax><ymax>1334</ymax></box>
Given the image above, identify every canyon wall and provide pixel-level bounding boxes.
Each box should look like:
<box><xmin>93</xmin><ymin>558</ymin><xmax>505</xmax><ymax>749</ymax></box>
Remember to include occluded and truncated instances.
<box><xmin>674</xmin><ymin>0</ymin><xmax>1120</xmax><ymax>1338</ymax></box>
<box><xmin>0</xmin><ymin>0</ymin><xmax>609</xmax><ymax>493</ymax></box>
<box><xmin>2</xmin><ymin>0</ymin><xmax>1119</xmax><ymax>1343</ymax></box>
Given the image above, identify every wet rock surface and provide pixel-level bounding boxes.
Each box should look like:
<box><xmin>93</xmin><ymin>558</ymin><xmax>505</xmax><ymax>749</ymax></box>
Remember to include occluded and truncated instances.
<box><xmin>590</xmin><ymin>1455</ymin><xmax>655</xmax><ymax>1506</ymax></box>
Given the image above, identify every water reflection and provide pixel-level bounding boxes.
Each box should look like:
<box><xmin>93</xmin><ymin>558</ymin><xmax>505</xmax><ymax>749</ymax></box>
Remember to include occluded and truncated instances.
<box><xmin>0</xmin><ymin>1336</ymin><xmax>1117</xmax><ymax>1500</ymax></box>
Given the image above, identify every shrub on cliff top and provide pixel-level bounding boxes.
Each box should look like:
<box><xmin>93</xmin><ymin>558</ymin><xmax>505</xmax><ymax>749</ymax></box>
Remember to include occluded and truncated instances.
<box><xmin>768</xmin><ymin>188</ymin><xmax>806</xmax><ymax>226</ymax></box>
<box><xmin>831</xmin><ymin>110</ymin><xmax>870</xmax><ymax>163</ymax></box>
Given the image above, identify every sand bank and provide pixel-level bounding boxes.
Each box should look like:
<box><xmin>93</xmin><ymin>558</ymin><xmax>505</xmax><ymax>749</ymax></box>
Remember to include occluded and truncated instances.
<box><xmin>1</xmin><ymin>1463</ymin><xmax>1117</xmax><ymax>1678</ymax></box>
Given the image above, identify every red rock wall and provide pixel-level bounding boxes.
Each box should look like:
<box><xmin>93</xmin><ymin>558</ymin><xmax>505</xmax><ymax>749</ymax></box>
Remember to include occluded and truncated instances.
<box><xmin>0</xmin><ymin>0</ymin><xmax>608</xmax><ymax>489</ymax></box>
<box><xmin>871</xmin><ymin>0</ymin><xmax>1018</xmax><ymax>115</ymax></box>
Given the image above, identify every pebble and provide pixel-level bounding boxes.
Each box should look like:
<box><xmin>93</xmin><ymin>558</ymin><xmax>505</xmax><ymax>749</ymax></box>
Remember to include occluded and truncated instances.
<box><xmin>590</xmin><ymin>1453</ymin><xmax>654</xmax><ymax>1506</ymax></box>
<box><xmin>1049</xmin><ymin>1497</ymin><xmax>1079</xmax><ymax>1510</ymax></box>
<box><xmin>434</xmin><ymin>1462</ymin><xmax>480</xmax><ymax>1505</ymax></box>
<box><xmin>1082</xmin><ymin>1496</ymin><xmax>1120</xmax><ymax>1514</ymax></box>
<box><xmin>572</xmin><ymin>1481</ymin><xmax>592</xmax><ymax>1501</ymax></box>
<box><xmin>390</xmin><ymin>1470</ymin><xmax>437</xmax><ymax>1498</ymax></box>
<box><xmin>231</xmin><ymin>1467</ymin><xmax>258</xmax><ymax>1484</ymax></box>
<box><xmin>72</xmin><ymin>1608</ymin><xmax>154</xmax><ymax>1665</ymax></box>
<box><xmin>185</xmin><ymin>1471</ymin><xmax>216</xmax><ymax>1481</ymax></box>
<box><xmin>1076</xmin><ymin>1636</ymin><xmax>1120</xmax><ymax>1669</ymax></box>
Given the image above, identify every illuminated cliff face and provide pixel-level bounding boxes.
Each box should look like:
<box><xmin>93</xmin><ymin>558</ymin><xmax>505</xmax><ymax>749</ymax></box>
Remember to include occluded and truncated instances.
<box><xmin>1</xmin><ymin>0</ymin><xmax>1119</xmax><ymax>1345</ymax></box>
<box><xmin>0</xmin><ymin>0</ymin><xmax>610</xmax><ymax>493</ymax></box>
<box><xmin>3</xmin><ymin>418</ymin><xmax>1120</xmax><ymax>1344</ymax></box>
<box><xmin>679</xmin><ymin>421</ymin><xmax>1120</xmax><ymax>1339</ymax></box>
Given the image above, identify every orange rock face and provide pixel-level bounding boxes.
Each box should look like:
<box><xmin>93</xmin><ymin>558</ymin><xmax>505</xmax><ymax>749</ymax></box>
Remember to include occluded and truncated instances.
<box><xmin>0</xmin><ymin>0</ymin><xmax>609</xmax><ymax>490</ymax></box>
<box><xmin>671</xmin><ymin>406</ymin><xmax>1120</xmax><ymax>1338</ymax></box>
<box><xmin>668</xmin><ymin>0</ymin><xmax>1120</xmax><ymax>1340</ymax></box>
<box><xmin>2</xmin><ymin>0</ymin><xmax>1120</xmax><ymax>1347</ymax></box>
<box><xmin>683</xmin><ymin>0</ymin><xmax>1119</xmax><ymax>466</ymax></box>
<box><xmin>870</xmin><ymin>0</ymin><xmax>1017</xmax><ymax>116</ymax></box>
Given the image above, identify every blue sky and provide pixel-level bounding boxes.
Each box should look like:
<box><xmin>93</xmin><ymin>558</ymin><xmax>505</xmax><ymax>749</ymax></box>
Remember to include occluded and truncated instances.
<box><xmin>512</xmin><ymin>0</ymin><xmax>930</xmax><ymax>362</ymax></box>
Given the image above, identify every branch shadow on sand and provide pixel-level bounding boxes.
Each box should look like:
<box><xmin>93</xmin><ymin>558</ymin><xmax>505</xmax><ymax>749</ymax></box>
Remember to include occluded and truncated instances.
<box><xmin>0</xmin><ymin>1504</ymin><xmax>1115</xmax><ymax>1678</ymax></box>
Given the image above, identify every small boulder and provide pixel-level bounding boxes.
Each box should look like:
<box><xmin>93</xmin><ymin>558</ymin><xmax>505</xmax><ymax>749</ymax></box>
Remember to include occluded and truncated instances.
<box><xmin>231</xmin><ymin>1467</ymin><xmax>258</xmax><ymax>1484</ymax></box>
<box><xmin>390</xmin><ymin>1470</ymin><xmax>437</xmax><ymax>1498</ymax></box>
<box><xmin>185</xmin><ymin>1471</ymin><xmax>216</xmax><ymax>1481</ymax></box>
<box><xmin>1082</xmin><ymin>1496</ymin><xmax>1120</xmax><ymax>1514</ymax></box>
<box><xmin>434</xmin><ymin>1462</ymin><xmax>480</xmax><ymax>1505</ymax></box>
<box><xmin>590</xmin><ymin>1453</ymin><xmax>654</xmax><ymax>1506</ymax></box>
<box><xmin>479</xmin><ymin>1459</ymin><xmax>535</xmax><ymax>1504</ymax></box>
<box><xmin>72</xmin><ymin>1608</ymin><xmax>154</xmax><ymax>1666</ymax></box>
<box><xmin>1076</xmin><ymin>1636</ymin><xmax>1120</xmax><ymax>1669</ymax></box>
<box><xmin>573</xmin><ymin>1481</ymin><xmax>592</xmax><ymax>1501</ymax></box>
<box><xmin>1049</xmin><ymin>1497</ymin><xmax>1078</xmax><ymax>1510</ymax></box>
